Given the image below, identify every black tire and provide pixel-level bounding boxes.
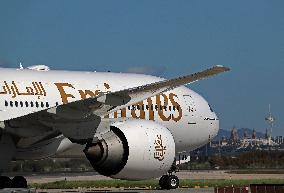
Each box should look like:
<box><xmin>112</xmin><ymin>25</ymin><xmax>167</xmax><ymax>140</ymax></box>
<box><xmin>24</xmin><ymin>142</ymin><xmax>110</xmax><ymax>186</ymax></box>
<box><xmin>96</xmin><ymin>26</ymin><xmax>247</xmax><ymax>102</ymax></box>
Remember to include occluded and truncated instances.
<box><xmin>166</xmin><ymin>175</ymin><xmax>179</xmax><ymax>189</ymax></box>
<box><xmin>11</xmin><ymin>176</ymin><xmax>28</xmax><ymax>188</ymax></box>
<box><xmin>0</xmin><ymin>176</ymin><xmax>12</xmax><ymax>189</ymax></box>
<box><xmin>159</xmin><ymin>175</ymin><xmax>169</xmax><ymax>190</ymax></box>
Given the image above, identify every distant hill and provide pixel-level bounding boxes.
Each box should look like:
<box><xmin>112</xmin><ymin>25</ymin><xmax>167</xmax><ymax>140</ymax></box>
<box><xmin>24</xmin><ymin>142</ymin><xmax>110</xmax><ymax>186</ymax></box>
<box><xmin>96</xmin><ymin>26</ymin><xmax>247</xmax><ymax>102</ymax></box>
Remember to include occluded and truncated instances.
<box><xmin>213</xmin><ymin>128</ymin><xmax>265</xmax><ymax>141</ymax></box>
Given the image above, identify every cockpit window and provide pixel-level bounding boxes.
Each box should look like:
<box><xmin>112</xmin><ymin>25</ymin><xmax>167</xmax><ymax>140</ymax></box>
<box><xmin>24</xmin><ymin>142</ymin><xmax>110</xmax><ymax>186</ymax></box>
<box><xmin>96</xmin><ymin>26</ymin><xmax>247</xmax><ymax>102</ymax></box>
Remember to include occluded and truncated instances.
<box><xmin>209</xmin><ymin>104</ymin><xmax>214</xmax><ymax>112</ymax></box>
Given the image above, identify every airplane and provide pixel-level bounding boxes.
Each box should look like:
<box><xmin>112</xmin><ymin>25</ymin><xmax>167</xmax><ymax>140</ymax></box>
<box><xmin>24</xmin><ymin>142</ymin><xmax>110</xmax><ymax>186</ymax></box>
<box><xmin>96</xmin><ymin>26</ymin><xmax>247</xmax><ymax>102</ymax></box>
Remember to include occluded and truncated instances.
<box><xmin>0</xmin><ymin>65</ymin><xmax>229</xmax><ymax>189</ymax></box>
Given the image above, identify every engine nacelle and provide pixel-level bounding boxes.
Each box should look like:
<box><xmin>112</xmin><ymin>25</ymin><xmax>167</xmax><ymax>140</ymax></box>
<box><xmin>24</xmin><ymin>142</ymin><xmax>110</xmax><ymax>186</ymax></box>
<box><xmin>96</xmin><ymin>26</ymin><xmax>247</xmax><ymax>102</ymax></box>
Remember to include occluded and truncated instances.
<box><xmin>84</xmin><ymin>119</ymin><xmax>175</xmax><ymax>180</ymax></box>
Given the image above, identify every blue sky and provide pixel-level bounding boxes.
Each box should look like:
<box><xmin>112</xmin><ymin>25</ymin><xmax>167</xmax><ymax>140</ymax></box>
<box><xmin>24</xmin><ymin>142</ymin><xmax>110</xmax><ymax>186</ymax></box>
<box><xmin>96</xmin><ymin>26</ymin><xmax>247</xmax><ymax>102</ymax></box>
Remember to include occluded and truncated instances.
<box><xmin>0</xmin><ymin>1</ymin><xmax>283</xmax><ymax>135</ymax></box>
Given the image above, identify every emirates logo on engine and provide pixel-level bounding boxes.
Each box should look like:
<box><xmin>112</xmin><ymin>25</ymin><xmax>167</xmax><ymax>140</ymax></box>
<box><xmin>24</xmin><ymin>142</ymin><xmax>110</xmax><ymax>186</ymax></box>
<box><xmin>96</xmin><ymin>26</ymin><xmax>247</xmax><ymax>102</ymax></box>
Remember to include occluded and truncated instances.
<box><xmin>154</xmin><ymin>135</ymin><xmax>167</xmax><ymax>161</ymax></box>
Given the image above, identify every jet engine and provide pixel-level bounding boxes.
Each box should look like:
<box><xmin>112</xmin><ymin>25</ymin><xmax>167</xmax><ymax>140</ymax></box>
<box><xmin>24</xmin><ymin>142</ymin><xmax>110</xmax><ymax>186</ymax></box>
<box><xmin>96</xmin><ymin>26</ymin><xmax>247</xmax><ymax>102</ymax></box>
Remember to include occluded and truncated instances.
<box><xmin>84</xmin><ymin>119</ymin><xmax>175</xmax><ymax>180</ymax></box>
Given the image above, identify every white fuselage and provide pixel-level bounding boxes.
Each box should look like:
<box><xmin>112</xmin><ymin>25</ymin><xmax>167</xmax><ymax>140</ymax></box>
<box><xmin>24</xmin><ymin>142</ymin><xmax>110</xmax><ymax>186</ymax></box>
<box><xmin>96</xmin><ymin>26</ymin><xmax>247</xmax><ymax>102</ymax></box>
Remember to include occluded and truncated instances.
<box><xmin>0</xmin><ymin>68</ymin><xmax>219</xmax><ymax>154</ymax></box>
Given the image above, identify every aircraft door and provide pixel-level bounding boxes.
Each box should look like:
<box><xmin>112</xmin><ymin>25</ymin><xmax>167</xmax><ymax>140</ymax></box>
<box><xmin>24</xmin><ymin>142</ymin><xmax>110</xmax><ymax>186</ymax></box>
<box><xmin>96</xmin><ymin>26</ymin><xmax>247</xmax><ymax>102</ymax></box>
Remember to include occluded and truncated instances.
<box><xmin>182</xmin><ymin>95</ymin><xmax>196</xmax><ymax>114</ymax></box>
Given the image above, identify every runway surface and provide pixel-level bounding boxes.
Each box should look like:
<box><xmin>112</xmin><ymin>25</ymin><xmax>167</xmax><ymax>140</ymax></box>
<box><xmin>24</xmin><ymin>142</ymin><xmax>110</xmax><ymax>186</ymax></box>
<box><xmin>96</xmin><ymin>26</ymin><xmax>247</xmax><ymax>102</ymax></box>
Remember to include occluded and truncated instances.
<box><xmin>0</xmin><ymin>188</ymin><xmax>215</xmax><ymax>193</ymax></box>
<box><xmin>41</xmin><ymin>188</ymin><xmax>214</xmax><ymax>193</ymax></box>
<box><xmin>22</xmin><ymin>170</ymin><xmax>284</xmax><ymax>184</ymax></box>
<box><xmin>2</xmin><ymin>170</ymin><xmax>283</xmax><ymax>193</ymax></box>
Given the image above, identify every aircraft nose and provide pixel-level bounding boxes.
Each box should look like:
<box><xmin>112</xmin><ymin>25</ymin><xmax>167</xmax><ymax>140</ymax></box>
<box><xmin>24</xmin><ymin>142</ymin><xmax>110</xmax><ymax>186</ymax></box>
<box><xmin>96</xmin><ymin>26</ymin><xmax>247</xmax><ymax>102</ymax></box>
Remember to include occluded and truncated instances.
<box><xmin>209</xmin><ymin>112</ymin><xmax>219</xmax><ymax>139</ymax></box>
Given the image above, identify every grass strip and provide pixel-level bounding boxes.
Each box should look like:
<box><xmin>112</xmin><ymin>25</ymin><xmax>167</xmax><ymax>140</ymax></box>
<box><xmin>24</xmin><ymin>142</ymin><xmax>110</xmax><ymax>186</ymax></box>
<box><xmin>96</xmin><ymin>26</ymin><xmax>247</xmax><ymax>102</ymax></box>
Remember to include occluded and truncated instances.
<box><xmin>30</xmin><ymin>179</ymin><xmax>284</xmax><ymax>189</ymax></box>
<box><xmin>227</xmin><ymin>170</ymin><xmax>284</xmax><ymax>174</ymax></box>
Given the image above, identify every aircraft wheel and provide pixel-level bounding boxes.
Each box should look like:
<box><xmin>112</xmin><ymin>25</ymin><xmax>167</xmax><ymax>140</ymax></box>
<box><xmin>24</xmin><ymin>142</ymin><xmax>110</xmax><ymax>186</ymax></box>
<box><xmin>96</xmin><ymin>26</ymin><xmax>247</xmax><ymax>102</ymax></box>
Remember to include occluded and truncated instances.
<box><xmin>11</xmin><ymin>176</ymin><xmax>27</xmax><ymax>188</ymax></box>
<box><xmin>166</xmin><ymin>175</ymin><xmax>179</xmax><ymax>189</ymax></box>
<box><xmin>159</xmin><ymin>175</ymin><xmax>169</xmax><ymax>189</ymax></box>
<box><xmin>0</xmin><ymin>176</ymin><xmax>12</xmax><ymax>189</ymax></box>
<box><xmin>159</xmin><ymin>175</ymin><xmax>179</xmax><ymax>189</ymax></box>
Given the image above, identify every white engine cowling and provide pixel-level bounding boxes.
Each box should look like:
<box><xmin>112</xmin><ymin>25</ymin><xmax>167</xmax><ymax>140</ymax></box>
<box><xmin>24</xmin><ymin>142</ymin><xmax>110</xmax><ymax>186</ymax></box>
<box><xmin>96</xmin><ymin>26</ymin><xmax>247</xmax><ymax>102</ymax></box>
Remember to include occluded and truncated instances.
<box><xmin>84</xmin><ymin>119</ymin><xmax>175</xmax><ymax>180</ymax></box>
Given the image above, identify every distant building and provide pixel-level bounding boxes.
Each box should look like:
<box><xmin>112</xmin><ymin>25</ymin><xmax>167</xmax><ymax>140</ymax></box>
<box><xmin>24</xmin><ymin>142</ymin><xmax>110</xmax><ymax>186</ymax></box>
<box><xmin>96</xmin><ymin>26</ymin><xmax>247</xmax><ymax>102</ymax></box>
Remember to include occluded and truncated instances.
<box><xmin>274</xmin><ymin>136</ymin><xmax>284</xmax><ymax>145</ymax></box>
<box><xmin>252</xmin><ymin>129</ymin><xmax>257</xmax><ymax>139</ymax></box>
<box><xmin>230</xmin><ymin>127</ymin><xmax>239</xmax><ymax>144</ymax></box>
<box><xmin>244</xmin><ymin>130</ymin><xmax>249</xmax><ymax>139</ymax></box>
<box><xmin>191</xmin><ymin>127</ymin><xmax>283</xmax><ymax>158</ymax></box>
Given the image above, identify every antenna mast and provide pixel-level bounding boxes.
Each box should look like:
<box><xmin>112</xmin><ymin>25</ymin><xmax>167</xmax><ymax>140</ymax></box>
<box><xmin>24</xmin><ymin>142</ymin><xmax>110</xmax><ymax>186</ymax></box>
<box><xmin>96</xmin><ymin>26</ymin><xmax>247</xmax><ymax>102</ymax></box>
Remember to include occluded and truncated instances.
<box><xmin>265</xmin><ymin>104</ymin><xmax>275</xmax><ymax>145</ymax></box>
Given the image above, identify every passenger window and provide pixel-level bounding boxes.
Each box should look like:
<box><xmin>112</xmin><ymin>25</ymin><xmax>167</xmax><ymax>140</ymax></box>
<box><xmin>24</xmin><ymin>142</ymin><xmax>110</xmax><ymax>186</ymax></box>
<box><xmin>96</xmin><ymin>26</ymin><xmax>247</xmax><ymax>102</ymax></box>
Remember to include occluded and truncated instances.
<box><xmin>46</xmin><ymin>102</ymin><xmax>49</xmax><ymax>108</ymax></box>
<box><xmin>56</xmin><ymin>102</ymin><xmax>59</xmax><ymax>106</ymax></box>
<box><xmin>10</xmin><ymin>101</ymin><xmax>13</xmax><ymax>107</ymax></box>
<box><xmin>35</xmin><ymin>101</ymin><xmax>39</xmax><ymax>108</ymax></box>
<box><xmin>137</xmin><ymin>105</ymin><xmax>140</xmax><ymax>110</ymax></box>
<box><xmin>128</xmin><ymin>106</ymin><xmax>131</xmax><ymax>110</ymax></box>
<box><xmin>5</xmin><ymin>100</ymin><xmax>8</xmax><ymax>107</ymax></box>
<box><xmin>15</xmin><ymin>101</ymin><xmax>18</xmax><ymax>107</ymax></box>
<box><xmin>25</xmin><ymin>101</ymin><xmax>29</xmax><ymax>107</ymax></box>
<box><xmin>41</xmin><ymin>102</ymin><xmax>44</xmax><ymax>108</ymax></box>
<box><xmin>169</xmin><ymin>106</ymin><xmax>172</xmax><ymax>111</ymax></box>
<box><xmin>173</xmin><ymin>106</ymin><xmax>176</xmax><ymax>111</ymax></box>
<box><xmin>30</xmin><ymin>101</ymin><xmax>34</xmax><ymax>107</ymax></box>
<box><xmin>20</xmin><ymin>101</ymin><xmax>23</xmax><ymax>107</ymax></box>
<box><xmin>146</xmin><ymin>105</ymin><xmax>149</xmax><ymax>110</ymax></box>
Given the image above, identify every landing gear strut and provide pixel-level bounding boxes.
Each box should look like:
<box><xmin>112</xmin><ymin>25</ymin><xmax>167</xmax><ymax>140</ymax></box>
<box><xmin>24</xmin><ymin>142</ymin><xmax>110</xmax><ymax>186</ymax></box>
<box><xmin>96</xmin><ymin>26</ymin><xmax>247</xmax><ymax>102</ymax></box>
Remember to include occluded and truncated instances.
<box><xmin>159</xmin><ymin>160</ymin><xmax>180</xmax><ymax>190</ymax></box>
<box><xmin>0</xmin><ymin>176</ymin><xmax>27</xmax><ymax>189</ymax></box>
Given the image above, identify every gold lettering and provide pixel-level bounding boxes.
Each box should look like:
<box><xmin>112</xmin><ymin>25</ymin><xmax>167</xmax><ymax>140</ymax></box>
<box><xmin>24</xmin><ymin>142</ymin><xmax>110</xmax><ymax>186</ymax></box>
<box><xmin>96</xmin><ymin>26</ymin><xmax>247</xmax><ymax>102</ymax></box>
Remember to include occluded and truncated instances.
<box><xmin>169</xmin><ymin>93</ymin><xmax>182</xmax><ymax>122</ymax></box>
<box><xmin>11</xmin><ymin>81</ymin><xmax>20</xmax><ymax>97</ymax></box>
<box><xmin>0</xmin><ymin>85</ymin><xmax>8</xmax><ymax>94</ymax></box>
<box><xmin>39</xmin><ymin>82</ymin><xmax>46</xmax><ymax>96</ymax></box>
<box><xmin>32</xmin><ymin>82</ymin><xmax>40</xmax><ymax>95</ymax></box>
<box><xmin>104</xmin><ymin>83</ymin><xmax>111</xmax><ymax>93</ymax></box>
<box><xmin>121</xmin><ymin>108</ymin><xmax>127</xmax><ymax>117</ymax></box>
<box><xmin>25</xmin><ymin>87</ymin><xmax>34</xmax><ymax>95</ymax></box>
<box><xmin>54</xmin><ymin>83</ymin><xmax>75</xmax><ymax>104</ymax></box>
<box><xmin>154</xmin><ymin>135</ymin><xmax>166</xmax><ymax>161</ymax></box>
<box><xmin>114</xmin><ymin>108</ymin><xmax>127</xmax><ymax>118</ymax></box>
<box><xmin>0</xmin><ymin>81</ymin><xmax>48</xmax><ymax>97</ymax></box>
<box><xmin>35</xmin><ymin>82</ymin><xmax>43</xmax><ymax>96</ymax></box>
<box><xmin>79</xmin><ymin>90</ymin><xmax>96</xmax><ymax>99</ymax></box>
<box><xmin>10</xmin><ymin>83</ymin><xmax>17</xmax><ymax>98</ymax></box>
<box><xmin>94</xmin><ymin>90</ymin><xmax>101</xmax><ymax>96</ymax></box>
<box><xmin>114</xmin><ymin>111</ymin><xmax>118</xmax><ymax>118</ymax></box>
<box><xmin>131</xmin><ymin>101</ymin><xmax>145</xmax><ymax>119</ymax></box>
<box><xmin>4</xmin><ymin>81</ymin><xmax>11</xmax><ymax>94</ymax></box>
<box><xmin>156</xmin><ymin>94</ymin><xmax>171</xmax><ymax>121</ymax></box>
<box><xmin>147</xmin><ymin>98</ymin><xmax>155</xmax><ymax>120</ymax></box>
<box><xmin>104</xmin><ymin>83</ymin><xmax>110</xmax><ymax>89</ymax></box>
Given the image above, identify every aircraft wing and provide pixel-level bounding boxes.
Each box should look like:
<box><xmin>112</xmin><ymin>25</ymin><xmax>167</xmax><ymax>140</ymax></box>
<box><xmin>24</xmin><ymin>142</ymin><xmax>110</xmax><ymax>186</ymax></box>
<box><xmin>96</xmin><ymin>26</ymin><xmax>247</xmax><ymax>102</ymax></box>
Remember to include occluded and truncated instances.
<box><xmin>51</xmin><ymin>65</ymin><xmax>230</xmax><ymax>118</ymax></box>
<box><xmin>5</xmin><ymin>65</ymin><xmax>229</xmax><ymax>142</ymax></box>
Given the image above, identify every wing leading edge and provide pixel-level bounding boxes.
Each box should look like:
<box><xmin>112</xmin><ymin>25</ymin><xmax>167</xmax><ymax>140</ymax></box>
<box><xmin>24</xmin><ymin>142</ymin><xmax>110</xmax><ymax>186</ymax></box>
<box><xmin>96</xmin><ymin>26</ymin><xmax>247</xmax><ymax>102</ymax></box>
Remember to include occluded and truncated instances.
<box><xmin>3</xmin><ymin>65</ymin><xmax>230</xmax><ymax>122</ymax></box>
<box><xmin>3</xmin><ymin>65</ymin><xmax>229</xmax><ymax>141</ymax></box>
<box><xmin>51</xmin><ymin>65</ymin><xmax>230</xmax><ymax>118</ymax></box>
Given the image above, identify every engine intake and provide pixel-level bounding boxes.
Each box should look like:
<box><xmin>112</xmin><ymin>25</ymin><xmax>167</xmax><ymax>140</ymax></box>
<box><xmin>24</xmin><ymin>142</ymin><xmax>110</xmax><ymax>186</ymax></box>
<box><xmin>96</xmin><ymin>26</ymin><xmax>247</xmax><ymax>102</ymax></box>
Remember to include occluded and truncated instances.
<box><xmin>84</xmin><ymin>126</ymin><xmax>129</xmax><ymax>176</ymax></box>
